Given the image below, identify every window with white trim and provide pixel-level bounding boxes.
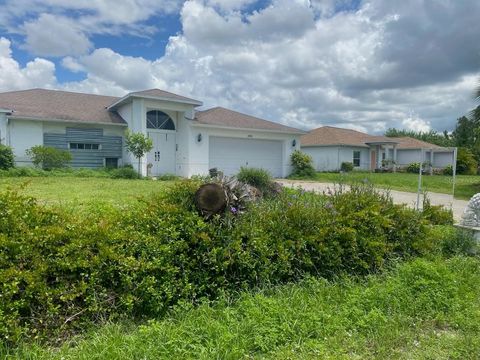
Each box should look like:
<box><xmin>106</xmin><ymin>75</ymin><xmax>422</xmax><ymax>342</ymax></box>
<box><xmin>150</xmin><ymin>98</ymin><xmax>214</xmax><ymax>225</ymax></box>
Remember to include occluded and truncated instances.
<box><xmin>353</xmin><ymin>151</ymin><xmax>361</xmax><ymax>167</ymax></box>
<box><xmin>146</xmin><ymin>110</ymin><xmax>175</xmax><ymax>130</ymax></box>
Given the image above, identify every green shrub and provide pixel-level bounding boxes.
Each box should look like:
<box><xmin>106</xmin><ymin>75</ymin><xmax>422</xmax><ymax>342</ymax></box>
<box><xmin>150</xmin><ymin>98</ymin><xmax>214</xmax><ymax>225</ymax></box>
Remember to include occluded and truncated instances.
<box><xmin>25</xmin><ymin>145</ymin><xmax>72</xmax><ymax>170</ymax></box>
<box><xmin>109</xmin><ymin>166</ymin><xmax>139</xmax><ymax>179</ymax></box>
<box><xmin>290</xmin><ymin>150</ymin><xmax>315</xmax><ymax>177</ymax></box>
<box><xmin>340</xmin><ymin>162</ymin><xmax>354</xmax><ymax>172</ymax></box>
<box><xmin>443</xmin><ymin>164</ymin><xmax>453</xmax><ymax>176</ymax></box>
<box><xmin>440</xmin><ymin>227</ymin><xmax>478</xmax><ymax>257</ymax></box>
<box><xmin>406</xmin><ymin>162</ymin><xmax>420</xmax><ymax>173</ymax></box>
<box><xmin>0</xmin><ymin>144</ymin><xmax>14</xmax><ymax>170</ymax></box>
<box><xmin>157</xmin><ymin>173</ymin><xmax>179</xmax><ymax>181</ymax></box>
<box><xmin>0</xmin><ymin>167</ymin><xmax>113</xmax><ymax>178</ymax></box>
<box><xmin>456</xmin><ymin>147</ymin><xmax>477</xmax><ymax>175</ymax></box>
<box><xmin>421</xmin><ymin>196</ymin><xmax>453</xmax><ymax>225</ymax></box>
<box><xmin>237</xmin><ymin>167</ymin><xmax>276</xmax><ymax>195</ymax></box>
<box><xmin>0</xmin><ymin>182</ymin><xmax>433</xmax><ymax>344</ymax></box>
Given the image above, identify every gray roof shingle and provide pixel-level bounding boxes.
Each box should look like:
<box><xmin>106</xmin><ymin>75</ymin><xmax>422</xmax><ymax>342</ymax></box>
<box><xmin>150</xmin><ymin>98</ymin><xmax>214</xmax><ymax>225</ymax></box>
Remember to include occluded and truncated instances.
<box><xmin>301</xmin><ymin>126</ymin><xmax>447</xmax><ymax>149</ymax></box>
<box><xmin>0</xmin><ymin>88</ymin><xmax>126</xmax><ymax>125</ymax></box>
<box><xmin>194</xmin><ymin>107</ymin><xmax>304</xmax><ymax>134</ymax></box>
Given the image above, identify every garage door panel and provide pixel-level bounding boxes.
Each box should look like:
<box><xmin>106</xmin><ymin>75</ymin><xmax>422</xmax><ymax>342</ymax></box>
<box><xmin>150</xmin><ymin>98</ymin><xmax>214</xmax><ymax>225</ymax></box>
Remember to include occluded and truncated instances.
<box><xmin>209</xmin><ymin>137</ymin><xmax>283</xmax><ymax>177</ymax></box>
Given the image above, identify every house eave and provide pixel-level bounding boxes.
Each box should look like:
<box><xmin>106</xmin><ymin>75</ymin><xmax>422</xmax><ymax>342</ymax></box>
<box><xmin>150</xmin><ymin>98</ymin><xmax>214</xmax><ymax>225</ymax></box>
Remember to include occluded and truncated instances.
<box><xmin>107</xmin><ymin>94</ymin><xmax>203</xmax><ymax>110</ymax></box>
<box><xmin>301</xmin><ymin>143</ymin><xmax>370</xmax><ymax>148</ymax></box>
<box><xmin>0</xmin><ymin>108</ymin><xmax>12</xmax><ymax>114</ymax></box>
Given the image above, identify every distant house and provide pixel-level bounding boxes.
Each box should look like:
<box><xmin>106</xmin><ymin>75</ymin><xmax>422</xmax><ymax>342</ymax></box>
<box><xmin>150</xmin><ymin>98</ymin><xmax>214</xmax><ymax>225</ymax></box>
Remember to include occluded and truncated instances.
<box><xmin>0</xmin><ymin>88</ymin><xmax>304</xmax><ymax>177</ymax></box>
<box><xmin>301</xmin><ymin>126</ymin><xmax>456</xmax><ymax>172</ymax></box>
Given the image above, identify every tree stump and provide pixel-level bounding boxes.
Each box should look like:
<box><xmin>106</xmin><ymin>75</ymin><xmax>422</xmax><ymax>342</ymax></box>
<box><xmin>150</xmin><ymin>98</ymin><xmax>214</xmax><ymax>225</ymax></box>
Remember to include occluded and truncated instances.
<box><xmin>194</xmin><ymin>183</ymin><xmax>227</xmax><ymax>217</ymax></box>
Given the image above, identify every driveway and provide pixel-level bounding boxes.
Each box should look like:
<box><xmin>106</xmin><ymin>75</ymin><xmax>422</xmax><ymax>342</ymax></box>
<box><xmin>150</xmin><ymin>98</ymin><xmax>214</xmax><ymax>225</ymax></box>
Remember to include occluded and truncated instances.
<box><xmin>278</xmin><ymin>179</ymin><xmax>468</xmax><ymax>222</ymax></box>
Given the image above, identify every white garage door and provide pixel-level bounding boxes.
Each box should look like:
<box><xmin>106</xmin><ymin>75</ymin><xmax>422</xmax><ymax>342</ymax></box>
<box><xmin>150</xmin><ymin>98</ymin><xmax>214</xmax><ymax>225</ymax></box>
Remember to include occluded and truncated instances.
<box><xmin>209</xmin><ymin>136</ymin><xmax>283</xmax><ymax>177</ymax></box>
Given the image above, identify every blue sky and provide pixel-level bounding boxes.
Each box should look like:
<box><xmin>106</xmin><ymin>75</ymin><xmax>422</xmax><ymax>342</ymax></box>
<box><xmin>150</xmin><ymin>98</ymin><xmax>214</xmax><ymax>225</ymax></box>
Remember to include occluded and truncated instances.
<box><xmin>0</xmin><ymin>0</ymin><xmax>478</xmax><ymax>134</ymax></box>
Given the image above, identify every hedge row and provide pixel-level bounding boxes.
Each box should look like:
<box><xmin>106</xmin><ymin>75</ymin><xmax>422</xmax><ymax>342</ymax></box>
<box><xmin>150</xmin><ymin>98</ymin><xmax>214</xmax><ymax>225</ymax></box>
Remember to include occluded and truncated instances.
<box><xmin>0</xmin><ymin>181</ymin><xmax>441</xmax><ymax>343</ymax></box>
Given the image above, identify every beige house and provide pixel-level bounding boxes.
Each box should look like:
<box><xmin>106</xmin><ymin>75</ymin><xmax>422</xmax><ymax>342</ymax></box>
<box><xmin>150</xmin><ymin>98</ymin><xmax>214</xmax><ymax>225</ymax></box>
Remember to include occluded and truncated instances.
<box><xmin>301</xmin><ymin>126</ymin><xmax>456</xmax><ymax>172</ymax></box>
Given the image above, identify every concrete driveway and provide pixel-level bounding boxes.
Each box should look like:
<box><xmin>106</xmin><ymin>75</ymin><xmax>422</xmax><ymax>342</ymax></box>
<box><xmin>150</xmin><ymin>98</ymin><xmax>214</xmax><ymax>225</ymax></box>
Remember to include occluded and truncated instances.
<box><xmin>278</xmin><ymin>179</ymin><xmax>468</xmax><ymax>222</ymax></box>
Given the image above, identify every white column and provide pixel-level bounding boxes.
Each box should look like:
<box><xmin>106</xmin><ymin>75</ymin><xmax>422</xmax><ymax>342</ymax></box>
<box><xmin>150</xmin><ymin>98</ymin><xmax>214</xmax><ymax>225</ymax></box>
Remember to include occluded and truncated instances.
<box><xmin>393</xmin><ymin>144</ymin><xmax>397</xmax><ymax>173</ymax></box>
<box><xmin>0</xmin><ymin>113</ymin><xmax>8</xmax><ymax>145</ymax></box>
<box><xmin>429</xmin><ymin>148</ymin><xmax>434</xmax><ymax>175</ymax></box>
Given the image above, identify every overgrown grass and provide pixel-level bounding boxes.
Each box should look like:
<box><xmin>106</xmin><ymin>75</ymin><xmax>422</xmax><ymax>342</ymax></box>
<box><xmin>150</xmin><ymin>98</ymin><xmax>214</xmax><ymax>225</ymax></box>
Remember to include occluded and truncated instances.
<box><xmin>0</xmin><ymin>177</ymin><xmax>175</xmax><ymax>207</ymax></box>
<box><xmin>4</xmin><ymin>256</ymin><xmax>479</xmax><ymax>359</ymax></box>
<box><xmin>291</xmin><ymin>172</ymin><xmax>480</xmax><ymax>199</ymax></box>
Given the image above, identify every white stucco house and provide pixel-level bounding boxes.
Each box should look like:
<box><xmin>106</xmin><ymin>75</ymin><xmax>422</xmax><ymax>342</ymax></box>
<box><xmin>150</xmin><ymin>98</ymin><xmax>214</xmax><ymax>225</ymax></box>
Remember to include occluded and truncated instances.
<box><xmin>0</xmin><ymin>88</ymin><xmax>304</xmax><ymax>177</ymax></box>
<box><xmin>301</xmin><ymin>126</ymin><xmax>456</xmax><ymax>172</ymax></box>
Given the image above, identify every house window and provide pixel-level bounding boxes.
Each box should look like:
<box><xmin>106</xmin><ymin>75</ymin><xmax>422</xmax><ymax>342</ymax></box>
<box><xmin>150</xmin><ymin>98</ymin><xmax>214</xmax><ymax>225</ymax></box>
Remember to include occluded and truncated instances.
<box><xmin>69</xmin><ymin>143</ymin><xmax>100</xmax><ymax>150</ymax></box>
<box><xmin>353</xmin><ymin>151</ymin><xmax>361</xmax><ymax>167</ymax></box>
<box><xmin>146</xmin><ymin>110</ymin><xmax>175</xmax><ymax>130</ymax></box>
<box><xmin>105</xmin><ymin>158</ymin><xmax>118</xmax><ymax>169</ymax></box>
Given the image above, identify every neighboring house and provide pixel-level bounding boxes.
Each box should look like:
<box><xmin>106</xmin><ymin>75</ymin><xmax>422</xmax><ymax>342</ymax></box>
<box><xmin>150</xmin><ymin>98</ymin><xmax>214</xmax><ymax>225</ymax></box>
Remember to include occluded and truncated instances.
<box><xmin>0</xmin><ymin>88</ymin><xmax>304</xmax><ymax>177</ymax></box>
<box><xmin>301</xmin><ymin>126</ymin><xmax>456</xmax><ymax>172</ymax></box>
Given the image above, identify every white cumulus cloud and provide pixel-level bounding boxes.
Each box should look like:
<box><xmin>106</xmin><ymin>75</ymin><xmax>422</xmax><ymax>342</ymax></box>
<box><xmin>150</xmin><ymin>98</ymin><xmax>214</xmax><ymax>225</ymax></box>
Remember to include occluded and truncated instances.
<box><xmin>0</xmin><ymin>37</ymin><xmax>56</xmax><ymax>91</ymax></box>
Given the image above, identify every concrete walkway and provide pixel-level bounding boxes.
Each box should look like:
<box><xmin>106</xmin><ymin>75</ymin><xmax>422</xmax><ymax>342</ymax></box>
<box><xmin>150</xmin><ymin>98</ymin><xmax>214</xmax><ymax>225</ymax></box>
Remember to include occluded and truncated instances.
<box><xmin>278</xmin><ymin>179</ymin><xmax>468</xmax><ymax>222</ymax></box>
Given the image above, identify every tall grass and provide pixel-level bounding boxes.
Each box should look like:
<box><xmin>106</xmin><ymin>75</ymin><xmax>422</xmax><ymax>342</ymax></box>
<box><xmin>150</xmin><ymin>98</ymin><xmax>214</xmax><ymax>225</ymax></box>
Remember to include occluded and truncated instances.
<box><xmin>3</xmin><ymin>257</ymin><xmax>479</xmax><ymax>359</ymax></box>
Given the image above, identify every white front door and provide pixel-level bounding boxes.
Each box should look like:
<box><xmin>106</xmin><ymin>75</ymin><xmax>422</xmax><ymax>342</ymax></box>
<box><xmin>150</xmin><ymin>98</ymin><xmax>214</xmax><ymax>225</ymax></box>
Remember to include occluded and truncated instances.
<box><xmin>147</xmin><ymin>132</ymin><xmax>176</xmax><ymax>175</ymax></box>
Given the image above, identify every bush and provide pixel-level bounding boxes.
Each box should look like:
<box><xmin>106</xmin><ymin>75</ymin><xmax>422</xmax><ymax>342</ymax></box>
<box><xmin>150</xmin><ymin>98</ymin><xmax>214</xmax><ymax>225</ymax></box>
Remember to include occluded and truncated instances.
<box><xmin>109</xmin><ymin>166</ymin><xmax>140</xmax><ymax>179</ymax></box>
<box><xmin>157</xmin><ymin>173</ymin><xmax>179</xmax><ymax>181</ymax></box>
<box><xmin>26</xmin><ymin>145</ymin><xmax>72</xmax><ymax>170</ymax></box>
<box><xmin>0</xmin><ymin>144</ymin><xmax>14</xmax><ymax>170</ymax></box>
<box><xmin>406</xmin><ymin>162</ymin><xmax>420</xmax><ymax>173</ymax></box>
<box><xmin>0</xmin><ymin>183</ymin><xmax>434</xmax><ymax>343</ymax></box>
<box><xmin>443</xmin><ymin>165</ymin><xmax>453</xmax><ymax>176</ymax></box>
<box><xmin>290</xmin><ymin>150</ymin><xmax>315</xmax><ymax>178</ymax></box>
<box><xmin>237</xmin><ymin>167</ymin><xmax>275</xmax><ymax>195</ymax></box>
<box><xmin>456</xmin><ymin>147</ymin><xmax>477</xmax><ymax>175</ymax></box>
<box><xmin>0</xmin><ymin>167</ymin><xmax>113</xmax><ymax>178</ymax></box>
<box><xmin>340</xmin><ymin>162</ymin><xmax>354</xmax><ymax>172</ymax></box>
<box><xmin>422</xmin><ymin>196</ymin><xmax>453</xmax><ymax>225</ymax></box>
<box><xmin>440</xmin><ymin>227</ymin><xmax>478</xmax><ymax>257</ymax></box>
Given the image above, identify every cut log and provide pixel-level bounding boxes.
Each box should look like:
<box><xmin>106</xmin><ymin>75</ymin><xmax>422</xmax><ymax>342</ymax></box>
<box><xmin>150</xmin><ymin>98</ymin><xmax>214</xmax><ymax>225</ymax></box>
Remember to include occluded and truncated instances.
<box><xmin>194</xmin><ymin>183</ymin><xmax>227</xmax><ymax>216</ymax></box>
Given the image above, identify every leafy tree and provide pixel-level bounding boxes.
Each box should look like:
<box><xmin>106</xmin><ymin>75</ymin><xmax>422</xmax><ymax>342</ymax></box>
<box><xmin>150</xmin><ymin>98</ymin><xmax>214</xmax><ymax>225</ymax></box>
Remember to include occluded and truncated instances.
<box><xmin>452</xmin><ymin>113</ymin><xmax>480</xmax><ymax>147</ymax></box>
<box><xmin>385</xmin><ymin>128</ymin><xmax>454</xmax><ymax>147</ymax></box>
<box><xmin>0</xmin><ymin>144</ymin><xmax>14</xmax><ymax>170</ymax></box>
<box><xmin>456</xmin><ymin>147</ymin><xmax>477</xmax><ymax>175</ymax></box>
<box><xmin>26</xmin><ymin>145</ymin><xmax>72</xmax><ymax>170</ymax></box>
<box><xmin>125</xmin><ymin>131</ymin><xmax>153</xmax><ymax>176</ymax></box>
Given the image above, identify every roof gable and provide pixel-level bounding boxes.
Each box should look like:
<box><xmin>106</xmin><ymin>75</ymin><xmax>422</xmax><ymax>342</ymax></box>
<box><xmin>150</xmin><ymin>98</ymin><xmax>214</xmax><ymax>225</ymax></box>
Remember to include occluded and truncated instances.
<box><xmin>108</xmin><ymin>88</ymin><xmax>202</xmax><ymax>109</ymax></box>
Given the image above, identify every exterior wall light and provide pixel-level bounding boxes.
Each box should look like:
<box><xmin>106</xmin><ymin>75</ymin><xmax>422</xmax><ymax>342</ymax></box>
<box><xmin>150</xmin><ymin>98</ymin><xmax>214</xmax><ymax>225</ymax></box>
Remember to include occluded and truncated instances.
<box><xmin>197</xmin><ymin>133</ymin><xmax>202</xmax><ymax>142</ymax></box>
<box><xmin>292</xmin><ymin>139</ymin><xmax>296</xmax><ymax>147</ymax></box>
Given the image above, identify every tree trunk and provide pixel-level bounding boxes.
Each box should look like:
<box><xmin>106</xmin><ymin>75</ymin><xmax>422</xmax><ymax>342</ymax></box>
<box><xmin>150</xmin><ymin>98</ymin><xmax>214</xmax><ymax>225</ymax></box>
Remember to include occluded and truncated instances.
<box><xmin>195</xmin><ymin>183</ymin><xmax>227</xmax><ymax>217</ymax></box>
<box><xmin>138</xmin><ymin>157</ymin><xmax>141</xmax><ymax>178</ymax></box>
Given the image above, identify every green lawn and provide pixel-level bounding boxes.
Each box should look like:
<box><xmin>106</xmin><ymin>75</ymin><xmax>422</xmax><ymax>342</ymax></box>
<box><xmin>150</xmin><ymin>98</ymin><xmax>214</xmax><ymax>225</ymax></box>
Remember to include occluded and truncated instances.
<box><xmin>4</xmin><ymin>256</ymin><xmax>480</xmax><ymax>359</ymax></box>
<box><xmin>0</xmin><ymin>177</ymin><xmax>174</xmax><ymax>207</ymax></box>
<box><xmin>299</xmin><ymin>172</ymin><xmax>480</xmax><ymax>200</ymax></box>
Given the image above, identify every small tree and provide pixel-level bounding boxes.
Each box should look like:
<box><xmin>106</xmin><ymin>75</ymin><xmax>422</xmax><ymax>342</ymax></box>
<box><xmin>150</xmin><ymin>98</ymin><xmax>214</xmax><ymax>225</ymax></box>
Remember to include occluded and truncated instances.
<box><xmin>124</xmin><ymin>131</ymin><xmax>153</xmax><ymax>177</ymax></box>
<box><xmin>456</xmin><ymin>147</ymin><xmax>478</xmax><ymax>175</ymax></box>
<box><xmin>26</xmin><ymin>145</ymin><xmax>72</xmax><ymax>170</ymax></box>
<box><xmin>0</xmin><ymin>144</ymin><xmax>14</xmax><ymax>170</ymax></box>
<box><xmin>290</xmin><ymin>150</ymin><xmax>315</xmax><ymax>177</ymax></box>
